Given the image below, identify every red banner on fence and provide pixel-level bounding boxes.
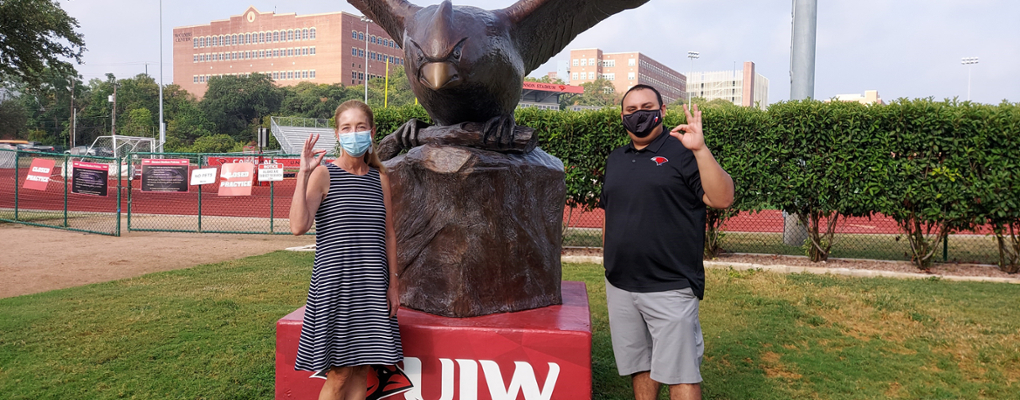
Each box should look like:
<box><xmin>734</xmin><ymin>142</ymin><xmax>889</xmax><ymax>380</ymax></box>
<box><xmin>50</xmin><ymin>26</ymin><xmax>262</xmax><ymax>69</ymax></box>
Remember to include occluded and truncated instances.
<box><xmin>23</xmin><ymin>158</ymin><xmax>55</xmax><ymax>191</ymax></box>
<box><xmin>207</xmin><ymin>157</ymin><xmax>333</xmax><ymax>170</ymax></box>
<box><xmin>218</xmin><ymin>163</ymin><xmax>255</xmax><ymax>196</ymax></box>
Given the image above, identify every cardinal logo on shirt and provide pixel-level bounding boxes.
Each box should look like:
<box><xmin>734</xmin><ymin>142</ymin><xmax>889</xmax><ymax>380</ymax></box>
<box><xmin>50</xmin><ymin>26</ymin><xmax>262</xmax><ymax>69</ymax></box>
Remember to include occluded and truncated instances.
<box><xmin>651</xmin><ymin>156</ymin><xmax>669</xmax><ymax>166</ymax></box>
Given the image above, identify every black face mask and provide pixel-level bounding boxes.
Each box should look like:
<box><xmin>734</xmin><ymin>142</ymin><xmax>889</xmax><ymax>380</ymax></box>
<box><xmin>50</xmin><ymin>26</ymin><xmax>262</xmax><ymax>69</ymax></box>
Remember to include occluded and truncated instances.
<box><xmin>622</xmin><ymin>109</ymin><xmax>662</xmax><ymax>138</ymax></box>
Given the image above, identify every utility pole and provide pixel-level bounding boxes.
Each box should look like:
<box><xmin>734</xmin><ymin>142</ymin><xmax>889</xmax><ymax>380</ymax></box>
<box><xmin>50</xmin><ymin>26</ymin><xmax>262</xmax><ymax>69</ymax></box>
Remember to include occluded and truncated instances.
<box><xmin>69</xmin><ymin>80</ymin><xmax>75</xmax><ymax>148</ymax></box>
<box><xmin>109</xmin><ymin>84</ymin><xmax>118</xmax><ymax>136</ymax></box>
<box><xmin>784</xmin><ymin>0</ymin><xmax>817</xmax><ymax>246</ymax></box>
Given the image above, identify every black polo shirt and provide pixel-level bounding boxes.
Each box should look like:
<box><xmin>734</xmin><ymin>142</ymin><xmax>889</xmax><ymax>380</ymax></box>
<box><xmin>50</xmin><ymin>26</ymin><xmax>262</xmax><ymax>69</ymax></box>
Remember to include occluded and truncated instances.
<box><xmin>599</xmin><ymin>129</ymin><xmax>707</xmax><ymax>298</ymax></box>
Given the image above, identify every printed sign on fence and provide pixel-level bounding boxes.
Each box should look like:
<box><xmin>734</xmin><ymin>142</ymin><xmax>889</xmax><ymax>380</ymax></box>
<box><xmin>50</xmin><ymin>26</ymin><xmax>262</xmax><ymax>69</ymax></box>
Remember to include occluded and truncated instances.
<box><xmin>218</xmin><ymin>163</ymin><xmax>255</xmax><ymax>196</ymax></box>
<box><xmin>23</xmin><ymin>158</ymin><xmax>55</xmax><ymax>191</ymax></box>
<box><xmin>141</xmin><ymin>159</ymin><xmax>190</xmax><ymax>192</ymax></box>
<box><xmin>71</xmin><ymin>161</ymin><xmax>109</xmax><ymax>196</ymax></box>
<box><xmin>190</xmin><ymin>168</ymin><xmax>217</xmax><ymax>185</ymax></box>
<box><xmin>257</xmin><ymin>163</ymin><xmax>284</xmax><ymax>182</ymax></box>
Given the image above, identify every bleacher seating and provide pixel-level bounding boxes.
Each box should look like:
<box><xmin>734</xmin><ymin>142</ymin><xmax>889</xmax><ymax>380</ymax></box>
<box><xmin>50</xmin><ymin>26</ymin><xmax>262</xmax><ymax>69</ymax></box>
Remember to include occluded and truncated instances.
<box><xmin>271</xmin><ymin>124</ymin><xmax>337</xmax><ymax>155</ymax></box>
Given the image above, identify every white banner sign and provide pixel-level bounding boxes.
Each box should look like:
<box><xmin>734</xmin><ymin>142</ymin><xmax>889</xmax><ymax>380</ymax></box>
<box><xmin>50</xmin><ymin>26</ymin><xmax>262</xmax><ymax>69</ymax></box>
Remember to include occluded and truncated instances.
<box><xmin>190</xmin><ymin>168</ymin><xmax>217</xmax><ymax>185</ymax></box>
<box><xmin>258</xmin><ymin>164</ymin><xmax>284</xmax><ymax>182</ymax></box>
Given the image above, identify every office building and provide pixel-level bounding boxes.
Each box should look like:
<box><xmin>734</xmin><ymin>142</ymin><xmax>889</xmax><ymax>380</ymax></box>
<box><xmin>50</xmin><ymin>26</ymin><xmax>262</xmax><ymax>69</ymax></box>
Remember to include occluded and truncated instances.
<box><xmin>568</xmin><ymin>48</ymin><xmax>686</xmax><ymax>105</ymax></box>
<box><xmin>687</xmin><ymin>61</ymin><xmax>769</xmax><ymax>110</ymax></box>
<box><xmin>173</xmin><ymin>6</ymin><xmax>405</xmax><ymax>98</ymax></box>
<box><xmin>828</xmin><ymin>90</ymin><xmax>883</xmax><ymax>105</ymax></box>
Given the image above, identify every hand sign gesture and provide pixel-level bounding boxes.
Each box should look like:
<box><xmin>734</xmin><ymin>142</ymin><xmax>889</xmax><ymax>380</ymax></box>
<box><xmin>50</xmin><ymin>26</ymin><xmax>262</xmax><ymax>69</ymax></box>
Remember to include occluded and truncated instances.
<box><xmin>299</xmin><ymin>133</ymin><xmax>327</xmax><ymax>175</ymax></box>
<box><xmin>670</xmin><ymin>103</ymin><xmax>705</xmax><ymax>152</ymax></box>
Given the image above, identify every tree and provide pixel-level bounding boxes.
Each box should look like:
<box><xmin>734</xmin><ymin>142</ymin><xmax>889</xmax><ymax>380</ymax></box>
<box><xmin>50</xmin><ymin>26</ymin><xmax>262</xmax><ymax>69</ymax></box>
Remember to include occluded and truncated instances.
<box><xmin>123</xmin><ymin>108</ymin><xmax>154</xmax><ymax>137</ymax></box>
<box><xmin>200</xmin><ymin>73</ymin><xmax>283</xmax><ymax>142</ymax></box>
<box><xmin>367</xmin><ymin>66</ymin><xmax>416</xmax><ymax>109</ymax></box>
<box><xmin>0</xmin><ymin>0</ymin><xmax>85</xmax><ymax>88</ymax></box>
<box><xmin>524</xmin><ymin>75</ymin><xmax>565</xmax><ymax>85</ymax></box>
<box><xmin>570</xmin><ymin>78</ymin><xmax>617</xmax><ymax>108</ymax></box>
<box><xmin>280</xmin><ymin>81</ymin><xmax>358</xmax><ymax>119</ymax></box>
<box><xmin>0</xmin><ymin>98</ymin><xmax>29</xmax><ymax>139</ymax></box>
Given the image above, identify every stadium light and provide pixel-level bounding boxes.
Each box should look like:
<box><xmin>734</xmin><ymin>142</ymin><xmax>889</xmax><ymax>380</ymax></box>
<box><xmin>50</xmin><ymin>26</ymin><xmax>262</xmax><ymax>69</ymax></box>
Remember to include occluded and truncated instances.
<box><xmin>961</xmin><ymin>57</ymin><xmax>979</xmax><ymax>101</ymax></box>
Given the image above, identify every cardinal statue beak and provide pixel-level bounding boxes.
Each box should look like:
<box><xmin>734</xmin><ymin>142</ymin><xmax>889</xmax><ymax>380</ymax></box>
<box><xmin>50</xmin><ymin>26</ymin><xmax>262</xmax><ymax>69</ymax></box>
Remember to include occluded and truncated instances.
<box><xmin>420</xmin><ymin>61</ymin><xmax>459</xmax><ymax>90</ymax></box>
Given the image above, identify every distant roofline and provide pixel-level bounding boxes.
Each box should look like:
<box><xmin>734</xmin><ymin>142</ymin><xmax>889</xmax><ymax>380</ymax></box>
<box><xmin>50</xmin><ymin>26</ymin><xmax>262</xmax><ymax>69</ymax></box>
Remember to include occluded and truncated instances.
<box><xmin>173</xmin><ymin>7</ymin><xmax>359</xmax><ymax>30</ymax></box>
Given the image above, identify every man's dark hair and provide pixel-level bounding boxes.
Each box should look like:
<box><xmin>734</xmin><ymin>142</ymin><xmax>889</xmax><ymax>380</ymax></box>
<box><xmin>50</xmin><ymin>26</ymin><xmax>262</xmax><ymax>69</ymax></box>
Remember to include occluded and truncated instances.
<box><xmin>621</xmin><ymin>84</ymin><xmax>663</xmax><ymax>107</ymax></box>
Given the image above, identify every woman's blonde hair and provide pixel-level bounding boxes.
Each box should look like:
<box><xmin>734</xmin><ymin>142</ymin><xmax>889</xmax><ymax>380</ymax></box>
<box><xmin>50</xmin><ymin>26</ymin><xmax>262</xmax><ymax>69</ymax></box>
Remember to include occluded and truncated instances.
<box><xmin>334</xmin><ymin>100</ymin><xmax>385</xmax><ymax>172</ymax></box>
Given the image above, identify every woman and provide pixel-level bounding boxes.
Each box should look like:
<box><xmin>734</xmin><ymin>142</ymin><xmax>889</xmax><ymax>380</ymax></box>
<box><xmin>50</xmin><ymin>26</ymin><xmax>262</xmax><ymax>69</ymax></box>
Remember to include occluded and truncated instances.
<box><xmin>290</xmin><ymin>100</ymin><xmax>402</xmax><ymax>400</ymax></box>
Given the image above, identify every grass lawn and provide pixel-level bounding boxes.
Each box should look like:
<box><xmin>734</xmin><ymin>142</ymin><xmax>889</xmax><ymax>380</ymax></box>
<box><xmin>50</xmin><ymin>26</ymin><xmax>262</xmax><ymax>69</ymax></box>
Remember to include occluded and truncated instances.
<box><xmin>2</xmin><ymin>253</ymin><xmax>1018</xmax><ymax>399</ymax></box>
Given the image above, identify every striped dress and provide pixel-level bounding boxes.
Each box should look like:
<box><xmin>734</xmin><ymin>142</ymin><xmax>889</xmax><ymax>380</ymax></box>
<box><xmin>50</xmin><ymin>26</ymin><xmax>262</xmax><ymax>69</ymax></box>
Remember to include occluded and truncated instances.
<box><xmin>295</xmin><ymin>164</ymin><xmax>402</xmax><ymax>372</ymax></box>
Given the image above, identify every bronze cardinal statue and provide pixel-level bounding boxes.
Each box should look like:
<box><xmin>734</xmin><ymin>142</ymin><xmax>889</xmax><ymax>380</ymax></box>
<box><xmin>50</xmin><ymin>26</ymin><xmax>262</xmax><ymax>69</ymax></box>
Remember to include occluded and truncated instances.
<box><xmin>348</xmin><ymin>0</ymin><xmax>649</xmax><ymax>158</ymax></box>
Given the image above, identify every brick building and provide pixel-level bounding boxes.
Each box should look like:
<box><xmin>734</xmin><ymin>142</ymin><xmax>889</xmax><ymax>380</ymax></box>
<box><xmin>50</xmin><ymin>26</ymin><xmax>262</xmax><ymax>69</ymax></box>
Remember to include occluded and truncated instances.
<box><xmin>568</xmin><ymin>48</ymin><xmax>687</xmax><ymax>105</ymax></box>
<box><xmin>173</xmin><ymin>6</ymin><xmax>405</xmax><ymax>98</ymax></box>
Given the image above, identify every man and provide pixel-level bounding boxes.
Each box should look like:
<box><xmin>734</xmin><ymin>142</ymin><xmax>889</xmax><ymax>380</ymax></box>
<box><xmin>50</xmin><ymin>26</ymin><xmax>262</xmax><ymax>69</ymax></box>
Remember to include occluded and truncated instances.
<box><xmin>599</xmin><ymin>84</ymin><xmax>734</xmax><ymax>400</ymax></box>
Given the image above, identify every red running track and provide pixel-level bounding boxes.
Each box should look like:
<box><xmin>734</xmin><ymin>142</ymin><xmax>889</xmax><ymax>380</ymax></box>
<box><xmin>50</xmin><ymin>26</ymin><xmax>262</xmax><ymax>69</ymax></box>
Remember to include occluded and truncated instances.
<box><xmin>1</xmin><ymin>168</ymin><xmax>997</xmax><ymax>234</ymax></box>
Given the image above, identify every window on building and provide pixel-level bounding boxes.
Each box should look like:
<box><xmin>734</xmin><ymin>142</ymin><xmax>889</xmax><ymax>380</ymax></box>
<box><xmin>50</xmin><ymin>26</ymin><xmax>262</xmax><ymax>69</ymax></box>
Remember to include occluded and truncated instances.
<box><xmin>580</xmin><ymin>59</ymin><xmax>586</xmax><ymax>66</ymax></box>
<box><xmin>628</xmin><ymin>72</ymin><xmax>635</xmax><ymax>80</ymax></box>
<box><xmin>302</xmin><ymin>29</ymin><xmax>308</xmax><ymax>40</ymax></box>
<box><xmin>571</xmin><ymin>72</ymin><xmax>578</xmax><ymax>80</ymax></box>
<box><xmin>352</xmin><ymin>48</ymin><xmax>357</xmax><ymax>56</ymax></box>
<box><xmin>234</xmin><ymin>35</ymin><xmax>239</xmax><ymax>45</ymax></box>
<box><xmin>302</xmin><ymin>71</ymin><xmax>308</xmax><ymax>78</ymax></box>
<box><xmin>258</xmin><ymin>32</ymin><xmax>263</xmax><ymax>43</ymax></box>
<box><xmin>628</xmin><ymin>58</ymin><xmax>635</xmax><ymax>66</ymax></box>
<box><xmin>302</xmin><ymin>48</ymin><xmax>308</xmax><ymax>56</ymax></box>
<box><xmin>273</xmin><ymin>32</ymin><xmax>279</xmax><ymax>42</ymax></box>
<box><xmin>310</xmin><ymin>28</ymin><xmax>316</xmax><ymax>39</ymax></box>
<box><xmin>310</xmin><ymin>70</ymin><xmax>315</xmax><ymax>78</ymax></box>
<box><xmin>358</xmin><ymin>32</ymin><xmax>364</xmax><ymax>40</ymax></box>
<box><xmin>311</xmin><ymin>47</ymin><xmax>316</xmax><ymax>55</ymax></box>
<box><xmin>352</xmin><ymin>71</ymin><xmax>357</xmax><ymax>80</ymax></box>
<box><xmin>605</xmin><ymin>60</ymin><xmax>615</xmax><ymax>67</ymax></box>
<box><xmin>352</xmin><ymin>30</ymin><xmax>357</xmax><ymax>39</ymax></box>
<box><xmin>193</xmin><ymin>76</ymin><xmax>198</xmax><ymax>83</ymax></box>
<box><xmin>290</xmin><ymin>72</ymin><xmax>295</xmax><ymax>79</ymax></box>
<box><xmin>604</xmin><ymin>73</ymin><xmax>615</xmax><ymax>81</ymax></box>
<box><xmin>289</xmin><ymin>30</ymin><xmax>295</xmax><ymax>41</ymax></box>
<box><xmin>588</xmin><ymin>72</ymin><xmax>594</xmax><ymax>80</ymax></box>
<box><xmin>588</xmin><ymin>58</ymin><xmax>595</xmax><ymax>66</ymax></box>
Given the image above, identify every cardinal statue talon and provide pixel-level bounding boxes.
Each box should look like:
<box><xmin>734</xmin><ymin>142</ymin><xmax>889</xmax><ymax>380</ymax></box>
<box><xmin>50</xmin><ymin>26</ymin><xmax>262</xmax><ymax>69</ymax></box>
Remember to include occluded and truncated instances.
<box><xmin>481</xmin><ymin>115</ymin><xmax>517</xmax><ymax>150</ymax></box>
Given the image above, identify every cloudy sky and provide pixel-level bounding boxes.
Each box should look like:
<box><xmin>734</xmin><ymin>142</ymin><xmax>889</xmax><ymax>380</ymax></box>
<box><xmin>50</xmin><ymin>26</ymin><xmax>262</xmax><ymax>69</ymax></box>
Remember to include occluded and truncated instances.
<box><xmin>63</xmin><ymin>0</ymin><xmax>1018</xmax><ymax>105</ymax></box>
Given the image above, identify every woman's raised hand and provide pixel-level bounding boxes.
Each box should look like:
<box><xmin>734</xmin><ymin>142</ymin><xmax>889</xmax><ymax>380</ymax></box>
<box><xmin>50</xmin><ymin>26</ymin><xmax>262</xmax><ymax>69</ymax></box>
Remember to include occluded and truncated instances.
<box><xmin>299</xmin><ymin>133</ymin><xmax>327</xmax><ymax>175</ymax></box>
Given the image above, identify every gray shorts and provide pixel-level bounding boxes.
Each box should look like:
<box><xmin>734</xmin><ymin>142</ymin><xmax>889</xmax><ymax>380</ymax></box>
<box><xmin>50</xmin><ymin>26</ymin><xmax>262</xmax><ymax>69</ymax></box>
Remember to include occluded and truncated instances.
<box><xmin>605</xmin><ymin>278</ymin><xmax>704</xmax><ymax>385</ymax></box>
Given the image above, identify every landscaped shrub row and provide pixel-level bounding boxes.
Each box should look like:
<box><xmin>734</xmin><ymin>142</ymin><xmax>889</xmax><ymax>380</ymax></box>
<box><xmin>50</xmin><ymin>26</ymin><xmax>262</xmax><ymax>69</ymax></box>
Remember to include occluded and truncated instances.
<box><xmin>369</xmin><ymin>100</ymin><xmax>1019</xmax><ymax>271</ymax></box>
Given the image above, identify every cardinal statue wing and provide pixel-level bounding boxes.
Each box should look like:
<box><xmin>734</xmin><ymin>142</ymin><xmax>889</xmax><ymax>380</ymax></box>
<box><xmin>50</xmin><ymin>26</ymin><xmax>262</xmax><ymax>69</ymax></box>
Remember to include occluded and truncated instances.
<box><xmin>501</xmin><ymin>0</ymin><xmax>650</xmax><ymax>75</ymax></box>
<box><xmin>346</xmin><ymin>0</ymin><xmax>423</xmax><ymax>46</ymax></box>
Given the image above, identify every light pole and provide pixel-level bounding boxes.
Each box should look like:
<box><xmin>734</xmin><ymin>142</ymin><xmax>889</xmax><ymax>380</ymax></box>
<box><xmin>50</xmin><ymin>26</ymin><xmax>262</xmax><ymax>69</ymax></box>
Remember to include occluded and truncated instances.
<box><xmin>687</xmin><ymin>51</ymin><xmax>699</xmax><ymax>105</ymax></box>
<box><xmin>361</xmin><ymin>16</ymin><xmax>372</xmax><ymax>103</ymax></box>
<box><xmin>158</xmin><ymin>0</ymin><xmax>165</xmax><ymax>153</ymax></box>
<box><xmin>961</xmin><ymin>57</ymin><xmax>978</xmax><ymax>101</ymax></box>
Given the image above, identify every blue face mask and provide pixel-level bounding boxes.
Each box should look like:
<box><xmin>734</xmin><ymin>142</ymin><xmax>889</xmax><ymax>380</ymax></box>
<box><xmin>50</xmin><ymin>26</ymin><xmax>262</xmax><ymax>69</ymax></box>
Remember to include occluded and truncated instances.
<box><xmin>336</xmin><ymin>130</ymin><xmax>373</xmax><ymax>157</ymax></box>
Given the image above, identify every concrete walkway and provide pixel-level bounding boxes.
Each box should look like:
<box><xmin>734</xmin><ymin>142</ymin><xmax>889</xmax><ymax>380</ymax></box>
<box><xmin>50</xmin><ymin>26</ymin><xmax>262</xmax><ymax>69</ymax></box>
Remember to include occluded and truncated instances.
<box><xmin>285</xmin><ymin>246</ymin><xmax>1020</xmax><ymax>285</ymax></box>
<box><xmin>561</xmin><ymin>256</ymin><xmax>1020</xmax><ymax>285</ymax></box>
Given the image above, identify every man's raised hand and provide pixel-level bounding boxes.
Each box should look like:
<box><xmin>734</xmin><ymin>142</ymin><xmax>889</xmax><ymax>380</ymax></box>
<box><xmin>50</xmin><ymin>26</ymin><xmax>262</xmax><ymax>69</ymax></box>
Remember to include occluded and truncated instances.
<box><xmin>670</xmin><ymin>103</ymin><xmax>705</xmax><ymax>152</ymax></box>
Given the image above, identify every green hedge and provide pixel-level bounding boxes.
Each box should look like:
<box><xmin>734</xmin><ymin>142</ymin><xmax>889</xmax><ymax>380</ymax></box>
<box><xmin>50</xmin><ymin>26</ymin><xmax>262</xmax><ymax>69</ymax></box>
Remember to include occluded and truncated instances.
<box><xmin>363</xmin><ymin>100</ymin><xmax>1019</xmax><ymax>270</ymax></box>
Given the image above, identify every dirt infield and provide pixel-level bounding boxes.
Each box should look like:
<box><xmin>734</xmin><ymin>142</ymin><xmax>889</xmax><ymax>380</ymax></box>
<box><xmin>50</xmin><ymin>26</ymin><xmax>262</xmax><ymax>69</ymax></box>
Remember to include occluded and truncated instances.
<box><xmin>0</xmin><ymin>223</ymin><xmax>314</xmax><ymax>299</ymax></box>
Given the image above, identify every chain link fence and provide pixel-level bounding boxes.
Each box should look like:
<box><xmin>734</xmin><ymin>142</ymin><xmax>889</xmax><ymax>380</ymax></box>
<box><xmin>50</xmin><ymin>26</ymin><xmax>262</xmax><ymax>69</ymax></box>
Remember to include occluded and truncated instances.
<box><xmin>0</xmin><ymin>149</ymin><xmax>124</xmax><ymax>236</ymax></box>
<box><xmin>124</xmin><ymin>152</ymin><xmax>312</xmax><ymax>235</ymax></box>
<box><xmin>562</xmin><ymin>207</ymin><xmax>1001</xmax><ymax>265</ymax></box>
<box><xmin>1</xmin><ymin>148</ymin><xmax>1002</xmax><ymax>264</ymax></box>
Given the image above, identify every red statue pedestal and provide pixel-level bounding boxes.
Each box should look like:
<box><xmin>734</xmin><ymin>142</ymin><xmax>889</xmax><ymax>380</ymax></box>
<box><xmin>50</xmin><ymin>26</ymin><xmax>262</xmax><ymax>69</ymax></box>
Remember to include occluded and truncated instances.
<box><xmin>276</xmin><ymin>281</ymin><xmax>592</xmax><ymax>400</ymax></box>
